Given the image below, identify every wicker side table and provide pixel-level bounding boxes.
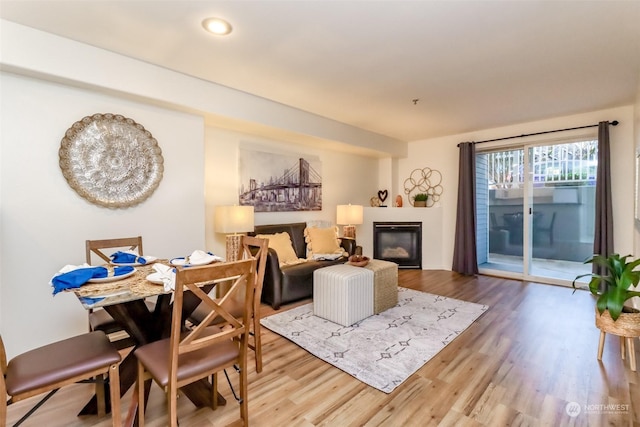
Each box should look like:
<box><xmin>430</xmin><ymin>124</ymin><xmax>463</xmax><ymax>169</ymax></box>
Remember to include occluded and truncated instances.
<box><xmin>361</xmin><ymin>259</ymin><xmax>398</xmax><ymax>314</ymax></box>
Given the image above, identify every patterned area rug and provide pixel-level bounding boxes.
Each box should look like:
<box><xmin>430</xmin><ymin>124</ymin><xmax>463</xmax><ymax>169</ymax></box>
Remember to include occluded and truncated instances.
<box><xmin>260</xmin><ymin>287</ymin><xmax>488</xmax><ymax>393</ymax></box>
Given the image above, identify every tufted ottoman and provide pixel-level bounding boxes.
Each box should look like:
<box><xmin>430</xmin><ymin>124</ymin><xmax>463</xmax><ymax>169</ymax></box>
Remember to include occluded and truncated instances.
<box><xmin>361</xmin><ymin>259</ymin><xmax>398</xmax><ymax>314</ymax></box>
<box><xmin>313</xmin><ymin>264</ymin><xmax>374</xmax><ymax>326</ymax></box>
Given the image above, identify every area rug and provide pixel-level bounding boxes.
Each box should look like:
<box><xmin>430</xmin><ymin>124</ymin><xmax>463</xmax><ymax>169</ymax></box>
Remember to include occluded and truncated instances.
<box><xmin>260</xmin><ymin>287</ymin><xmax>489</xmax><ymax>393</ymax></box>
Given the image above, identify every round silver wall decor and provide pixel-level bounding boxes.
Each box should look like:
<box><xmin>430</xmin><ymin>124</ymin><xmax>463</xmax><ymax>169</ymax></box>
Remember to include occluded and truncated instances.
<box><xmin>59</xmin><ymin>113</ymin><xmax>164</xmax><ymax>208</ymax></box>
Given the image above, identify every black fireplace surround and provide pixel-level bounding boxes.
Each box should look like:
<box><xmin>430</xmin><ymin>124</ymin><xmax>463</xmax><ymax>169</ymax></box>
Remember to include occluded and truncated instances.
<box><xmin>373</xmin><ymin>222</ymin><xmax>422</xmax><ymax>269</ymax></box>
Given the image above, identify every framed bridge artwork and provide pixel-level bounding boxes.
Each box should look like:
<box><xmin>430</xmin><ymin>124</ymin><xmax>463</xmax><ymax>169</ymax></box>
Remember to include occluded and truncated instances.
<box><xmin>238</xmin><ymin>148</ymin><xmax>322</xmax><ymax>212</ymax></box>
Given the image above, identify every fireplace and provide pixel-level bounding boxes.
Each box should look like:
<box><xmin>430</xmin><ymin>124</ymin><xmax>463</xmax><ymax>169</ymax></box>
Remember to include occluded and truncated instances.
<box><xmin>373</xmin><ymin>222</ymin><xmax>422</xmax><ymax>269</ymax></box>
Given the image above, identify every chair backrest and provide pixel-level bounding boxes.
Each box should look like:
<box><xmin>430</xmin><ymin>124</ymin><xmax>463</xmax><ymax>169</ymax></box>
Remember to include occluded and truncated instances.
<box><xmin>241</xmin><ymin>235</ymin><xmax>268</xmax><ymax>308</ymax></box>
<box><xmin>170</xmin><ymin>259</ymin><xmax>255</xmax><ymax>386</ymax></box>
<box><xmin>85</xmin><ymin>236</ymin><xmax>143</xmax><ymax>264</ymax></box>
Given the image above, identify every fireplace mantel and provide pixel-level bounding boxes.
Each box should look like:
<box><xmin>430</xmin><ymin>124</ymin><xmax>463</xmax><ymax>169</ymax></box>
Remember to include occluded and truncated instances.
<box><xmin>357</xmin><ymin>207</ymin><xmax>443</xmax><ymax>270</ymax></box>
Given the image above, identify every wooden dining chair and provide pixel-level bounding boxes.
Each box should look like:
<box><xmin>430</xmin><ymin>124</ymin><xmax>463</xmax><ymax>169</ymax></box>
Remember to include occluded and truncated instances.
<box><xmin>86</xmin><ymin>236</ymin><xmax>152</xmax><ymax>349</ymax></box>
<box><xmin>188</xmin><ymin>235</ymin><xmax>269</xmax><ymax>372</ymax></box>
<box><xmin>86</xmin><ymin>236</ymin><xmax>144</xmax><ymax>266</ymax></box>
<box><xmin>1</xmin><ymin>331</ymin><xmax>122</xmax><ymax>426</ymax></box>
<box><xmin>134</xmin><ymin>259</ymin><xmax>255</xmax><ymax>426</ymax></box>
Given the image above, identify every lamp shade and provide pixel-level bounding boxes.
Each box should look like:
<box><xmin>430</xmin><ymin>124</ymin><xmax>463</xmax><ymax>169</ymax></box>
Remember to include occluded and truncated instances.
<box><xmin>214</xmin><ymin>205</ymin><xmax>254</xmax><ymax>234</ymax></box>
<box><xmin>336</xmin><ymin>204</ymin><xmax>363</xmax><ymax>225</ymax></box>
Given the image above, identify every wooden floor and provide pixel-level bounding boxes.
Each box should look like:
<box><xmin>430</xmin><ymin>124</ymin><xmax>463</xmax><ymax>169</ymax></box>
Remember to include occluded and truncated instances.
<box><xmin>6</xmin><ymin>271</ymin><xmax>639</xmax><ymax>426</ymax></box>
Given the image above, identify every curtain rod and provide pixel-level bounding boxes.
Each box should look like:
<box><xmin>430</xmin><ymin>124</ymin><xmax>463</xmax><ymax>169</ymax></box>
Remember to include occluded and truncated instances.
<box><xmin>458</xmin><ymin>120</ymin><xmax>619</xmax><ymax>147</ymax></box>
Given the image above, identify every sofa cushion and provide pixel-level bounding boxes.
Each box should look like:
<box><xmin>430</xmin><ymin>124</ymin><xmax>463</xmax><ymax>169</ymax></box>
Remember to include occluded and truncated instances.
<box><xmin>304</xmin><ymin>226</ymin><xmax>344</xmax><ymax>259</ymax></box>
<box><xmin>253</xmin><ymin>223</ymin><xmax>307</xmax><ymax>258</ymax></box>
<box><xmin>256</xmin><ymin>231</ymin><xmax>304</xmax><ymax>266</ymax></box>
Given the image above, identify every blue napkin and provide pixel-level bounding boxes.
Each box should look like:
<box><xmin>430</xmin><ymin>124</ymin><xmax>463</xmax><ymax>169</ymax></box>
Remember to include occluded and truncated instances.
<box><xmin>51</xmin><ymin>266</ymin><xmax>108</xmax><ymax>295</ymax></box>
<box><xmin>113</xmin><ymin>266</ymin><xmax>135</xmax><ymax>275</ymax></box>
<box><xmin>110</xmin><ymin>251</ymin><xmax>146</xmax><ymax>264</ymax></box>
<box><xmin>51</xmin><ymin>266</ymin><xmax>135</xmax><ymax>295</ymax></box>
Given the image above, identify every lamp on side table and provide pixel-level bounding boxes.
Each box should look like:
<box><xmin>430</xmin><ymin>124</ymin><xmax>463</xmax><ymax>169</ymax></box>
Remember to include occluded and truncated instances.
<box><xmin>214</xmin><ymin>205</ymin><xmax>255</xmax><ymax>261</ymax></box>
<box><xmin>337</xmin><ymin>204</ymin><xmax>363</xmax><ymax>239</ymax></box>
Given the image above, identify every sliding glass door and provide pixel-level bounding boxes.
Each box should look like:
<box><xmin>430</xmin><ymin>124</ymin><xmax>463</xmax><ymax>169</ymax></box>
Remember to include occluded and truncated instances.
<box><xmin>477</xmin><ymin>139</ymin><xmax>596</xmax><ymax>284</ymax></box>
<box><xmin>477</xmin><ymin>148</ymin><xmax>525</xmax><ymax>274</ymax></box>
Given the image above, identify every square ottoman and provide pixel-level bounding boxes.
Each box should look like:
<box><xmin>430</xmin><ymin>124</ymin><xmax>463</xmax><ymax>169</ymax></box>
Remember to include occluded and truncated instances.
<box><xmin>313</xmin><ymin>264</ymin><xmax>374</xmax><ymax>326</ymax></box>
<box><xmin>361</xmin><ymin>259</ymin><xmax>398</xmax><ymax>314</ymax></box>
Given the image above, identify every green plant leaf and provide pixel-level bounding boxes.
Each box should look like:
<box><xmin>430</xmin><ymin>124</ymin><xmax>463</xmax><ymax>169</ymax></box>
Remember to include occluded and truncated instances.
<box><xmin>595</xmin><ymin>293</ymin><xmax>608</xmax><ymax>315</ymax></box>
<box><xmin>574</xmin><ymin>253</ymin><xmax>640</xmax><ymax>321</ymax></box>
<box><xmin>572</xmin><ymin>272</ymin><xmax>598</xmax><ymax>290</ymax></box>
<box><xmin>605</xmin><ymin>285</ymin><xmax>627</xmax><ymax>321</ymax></box>
<box><xmin>588</xmin><ymin>276</ymin><xmax>603</xmax><ymax>295</ymax></box>
<box><xmin>619</xmin><ymin>258</ymin><xmax>640</xmax><ymax>289</ymax></box>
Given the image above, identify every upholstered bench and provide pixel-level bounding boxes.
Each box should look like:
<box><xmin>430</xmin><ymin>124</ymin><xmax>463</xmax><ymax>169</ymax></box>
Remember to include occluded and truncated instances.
<box><xmin>313</xmin><ymin>264</ymin><xmax>374</xmax><ymax>326</ymax></box>
<box><xmin>361</xmin><ymin>259</ymin><xmax>399</xmax><ymax>314</ymax></box>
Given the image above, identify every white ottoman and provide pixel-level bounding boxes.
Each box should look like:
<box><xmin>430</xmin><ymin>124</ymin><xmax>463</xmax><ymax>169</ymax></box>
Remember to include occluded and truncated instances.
<box><xmin>313</xmin><ymin>264</ymin><xmax>374</xmax><ymax>326</ymax></box>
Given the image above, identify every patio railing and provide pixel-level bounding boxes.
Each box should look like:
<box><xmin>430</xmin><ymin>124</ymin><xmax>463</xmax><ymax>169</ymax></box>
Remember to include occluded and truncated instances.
<box><xmin>486</xmin><ymin>140</ymin><xmax>598</xmax><ymax>188</ymax></box>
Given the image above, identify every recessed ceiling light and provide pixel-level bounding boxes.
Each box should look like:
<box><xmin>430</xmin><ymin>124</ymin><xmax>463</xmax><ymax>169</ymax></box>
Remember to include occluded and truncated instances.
<box><xmin>202</xmin><ymin>17</ymin><xmax>233</xmax><ymax>36</ymax></box>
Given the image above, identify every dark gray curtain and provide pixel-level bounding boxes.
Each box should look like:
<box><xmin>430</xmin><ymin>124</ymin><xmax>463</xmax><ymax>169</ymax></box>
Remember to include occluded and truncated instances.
<box><xmin>593</xmin><ymin>121</ymin><xmax>613</xmax><ymax>275</ymax></box>
<box><xmin>452</xmin><ymin>142</ymin><xmax>478</xmax><ymax>275</ymax></box>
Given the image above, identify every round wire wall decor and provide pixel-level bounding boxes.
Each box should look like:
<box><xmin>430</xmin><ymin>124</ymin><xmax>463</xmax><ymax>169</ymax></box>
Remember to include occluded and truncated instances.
<box><xmin>403</xmin><ymin>167</ymin><xmax>443</xmax><ymax>207</ymax></box>
<box><xmin>59</xmin><ymin>113</ymin><xmax>164</xmax><ymax>208</ymax></box>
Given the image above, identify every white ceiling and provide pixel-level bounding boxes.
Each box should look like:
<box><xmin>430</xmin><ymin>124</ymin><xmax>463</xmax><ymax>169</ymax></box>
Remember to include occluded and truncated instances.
<box><xmin>1</xmin><ymin>0</ymin><xmax>640</xmax><ymax>142</ymax></box>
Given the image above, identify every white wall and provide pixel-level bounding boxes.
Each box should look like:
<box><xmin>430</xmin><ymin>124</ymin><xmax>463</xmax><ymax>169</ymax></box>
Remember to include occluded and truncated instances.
<box><xmin>398</xmin><ymin>105</ymin><xmax>636</xmax><ymax>270</ymax></box>
<box><xmin>635</xmin><ymin>76</ymin><xmax>640</xmax><ymax>256</ymax></box>
<box><xmin>204</xmin><ymin>127</ymin><xmax>380</xmax><ymax>255</ymax></box>
<box><xmin>632</xmin><ymin>76</ymin><xmax>640</xmax><ymax>310</ymax></box>
<box><xmin>0</xmin><ymin>73</ymin><xmax>206</xmax><ymax>358</ymax></box>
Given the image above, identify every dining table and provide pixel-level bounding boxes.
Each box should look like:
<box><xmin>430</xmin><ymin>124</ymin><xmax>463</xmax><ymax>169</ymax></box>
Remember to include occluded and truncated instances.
<box><xmin>67</xmin><ymin>260</ymin><xmax>224</xmax><ymax>426</ymax></box>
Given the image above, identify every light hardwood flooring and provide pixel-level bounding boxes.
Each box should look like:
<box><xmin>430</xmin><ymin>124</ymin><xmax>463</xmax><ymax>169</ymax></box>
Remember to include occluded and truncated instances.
<box><xmin>6</xmin><ymin>271</ymin><xmax>639</xmax><ymax>426</ymax></box>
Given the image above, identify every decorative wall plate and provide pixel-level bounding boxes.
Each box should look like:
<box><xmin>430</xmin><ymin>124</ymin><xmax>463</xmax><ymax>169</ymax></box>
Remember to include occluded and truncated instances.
<box><xmin>59</xmin><ymin>113</ymin><xmax>164</xmax><ymax>208</ymax></box>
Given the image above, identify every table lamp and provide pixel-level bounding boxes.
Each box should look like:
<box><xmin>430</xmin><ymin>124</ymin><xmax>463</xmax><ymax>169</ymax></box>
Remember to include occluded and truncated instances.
<box><xmin>336</xmin><ymin>204</ymin><xmax>363</xmax><ymax>239</ymax></box>
<box><xmin>214</xmin><ymin>205</ymin><xmax>255</xmax><ymax>261</ymax></box>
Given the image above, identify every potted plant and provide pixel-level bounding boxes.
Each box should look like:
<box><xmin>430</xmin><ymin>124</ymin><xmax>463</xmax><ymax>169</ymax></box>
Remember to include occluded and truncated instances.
<box><xmin>573</xmin><ymin>253</ymin><xmax>640</xmax><ymax>371</ymax></box>
<box><xmin>573</xmin><ymin>253</ymin><xmax>640</xmax><ymax>321</ymax></box>
<box><xmin>412</xmin><ymin>193</ymin><xmax>428</xmax><ymax>207</ymax></box>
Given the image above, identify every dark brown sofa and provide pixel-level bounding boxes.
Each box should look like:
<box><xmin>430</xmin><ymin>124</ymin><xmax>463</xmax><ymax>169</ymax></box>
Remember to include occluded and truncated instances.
<box><xmin>250</xmin><ymin>222</ymin><xmax>359</xmax><ymax>309</ymax></box>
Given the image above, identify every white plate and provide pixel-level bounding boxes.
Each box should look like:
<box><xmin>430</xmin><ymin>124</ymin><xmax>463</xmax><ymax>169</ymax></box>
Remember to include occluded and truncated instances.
<box><xmin>146</xmin><ymin>272</ymin><xmax>165</xmax><ymax>285</ymax></box>
<box><xmin>111</xmin><ymin>255</ymin><xmax>158</xmax><ymax>267</ymax></box>
<box><xmin>170</xmin><ymin>256</ymin><xmax>216</xmax><ymax>267</ymax></box>
<box><xmin>88</xmin><ymin>268</ymin><xmax>136</xmax><ymax>283</ymax></box>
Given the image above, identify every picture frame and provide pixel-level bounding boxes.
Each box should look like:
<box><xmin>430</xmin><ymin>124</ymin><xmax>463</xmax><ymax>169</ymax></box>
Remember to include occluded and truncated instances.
<box><xmin>238</xmin><ymin>148</ymin><xmax>322</xmax><ymax>212</ymax></box>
